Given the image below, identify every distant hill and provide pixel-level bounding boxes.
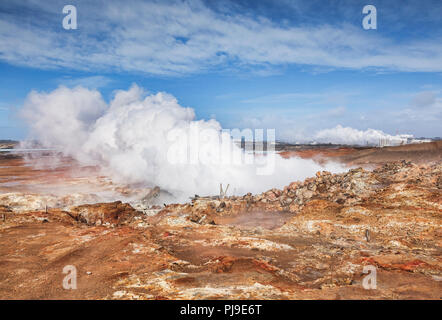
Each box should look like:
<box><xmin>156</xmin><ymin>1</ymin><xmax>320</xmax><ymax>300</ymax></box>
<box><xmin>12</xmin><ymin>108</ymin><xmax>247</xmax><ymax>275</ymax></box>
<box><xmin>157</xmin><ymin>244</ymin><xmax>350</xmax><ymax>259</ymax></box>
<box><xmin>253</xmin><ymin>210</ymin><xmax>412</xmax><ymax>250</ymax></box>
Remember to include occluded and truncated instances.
<box><xmin>0</xmin><ymin>140</ymin><xmax>19</xmax><ymax>149</ymax></box>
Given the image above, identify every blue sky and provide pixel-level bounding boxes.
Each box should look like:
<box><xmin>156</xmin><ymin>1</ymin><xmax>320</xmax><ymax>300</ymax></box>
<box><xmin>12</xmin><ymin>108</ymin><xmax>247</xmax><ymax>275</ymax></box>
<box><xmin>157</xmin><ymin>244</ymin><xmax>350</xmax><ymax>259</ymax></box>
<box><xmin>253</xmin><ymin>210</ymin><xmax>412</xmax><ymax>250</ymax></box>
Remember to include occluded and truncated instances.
<box><xmin>0</xmin><ymin>0</ymin><xmax>441</xmax><ymax>141</ymax></box>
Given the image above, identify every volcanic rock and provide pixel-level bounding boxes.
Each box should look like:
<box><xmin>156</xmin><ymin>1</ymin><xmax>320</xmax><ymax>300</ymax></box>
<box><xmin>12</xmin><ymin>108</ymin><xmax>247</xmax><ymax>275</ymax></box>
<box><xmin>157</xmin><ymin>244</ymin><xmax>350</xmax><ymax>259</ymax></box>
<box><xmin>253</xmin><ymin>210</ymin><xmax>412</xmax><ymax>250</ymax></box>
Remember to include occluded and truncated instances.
<box><xmin>67</xmin><ymin>201</ymin><xmax>140</xmax><ymax>226</ymax></box>
<box><xmin>0</xmin><ymin>160</ymin><xmax>441</xmax><ymax>299</ymax></box>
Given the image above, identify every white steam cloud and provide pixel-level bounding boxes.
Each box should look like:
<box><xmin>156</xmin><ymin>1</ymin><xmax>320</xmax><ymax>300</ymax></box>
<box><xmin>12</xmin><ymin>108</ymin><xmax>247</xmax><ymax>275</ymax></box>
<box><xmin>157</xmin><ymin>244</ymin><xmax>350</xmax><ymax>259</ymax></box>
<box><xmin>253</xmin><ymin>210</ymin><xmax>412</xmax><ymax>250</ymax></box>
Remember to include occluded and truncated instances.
<box><xmin>313</xmin><ymin>125</ymin><xmax>413</xmax><ymax>146</ymax></box>
<box><xmin>21</xmin><ymin>85</ymin><xmax>347</xmax><ymax>201</ymax></box>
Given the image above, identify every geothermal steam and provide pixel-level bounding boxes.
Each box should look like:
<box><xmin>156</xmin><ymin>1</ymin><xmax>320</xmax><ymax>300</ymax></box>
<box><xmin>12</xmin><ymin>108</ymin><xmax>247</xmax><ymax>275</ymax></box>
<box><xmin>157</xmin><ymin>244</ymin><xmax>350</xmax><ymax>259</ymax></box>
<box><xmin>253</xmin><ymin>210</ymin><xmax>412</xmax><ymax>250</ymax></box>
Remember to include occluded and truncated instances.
<box><xmin>314</xmin><ymin>125</ymin><xmax>412</xmax><ymax>146</ymax></box>
<box><xmin>21</xmin><ymin>85</ymin><xmax>347</xmax><ymax>201</ymax></box>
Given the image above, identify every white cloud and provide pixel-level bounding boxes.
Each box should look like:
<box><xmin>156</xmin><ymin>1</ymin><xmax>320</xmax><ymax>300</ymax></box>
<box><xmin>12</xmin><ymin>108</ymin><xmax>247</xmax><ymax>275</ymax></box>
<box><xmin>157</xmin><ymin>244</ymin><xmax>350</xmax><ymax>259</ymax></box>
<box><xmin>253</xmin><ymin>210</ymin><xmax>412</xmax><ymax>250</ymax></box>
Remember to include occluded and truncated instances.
<box><xmin>0</xmin><ymin>0</ymin><xmax>442</xmax><ymax>75</ymax></box>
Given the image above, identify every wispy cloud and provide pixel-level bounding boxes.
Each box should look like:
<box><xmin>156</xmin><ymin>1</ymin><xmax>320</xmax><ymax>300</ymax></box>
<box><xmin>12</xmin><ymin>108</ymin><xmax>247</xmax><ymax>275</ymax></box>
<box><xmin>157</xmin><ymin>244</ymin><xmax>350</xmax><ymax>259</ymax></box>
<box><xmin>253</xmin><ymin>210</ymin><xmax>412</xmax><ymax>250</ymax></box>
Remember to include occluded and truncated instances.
<box><xmin>409</xmin><ymin>91</ymin><xmax>438</xmax><ymax>108</ymax></box>
<box><xmin>240</xmin><ymin>93</ymin><xmax>322</xmax><ymax>104</ymax></box>
<box><xmin>240</xmin><ymin>91</ymin><xmax>358</xmax><ymax>107</ymax></box>
<box><xmin>56</xmin><ymin>76</ymin><xmax>114</xmax><ymax>89</ymax></box>
<box><xmin>0</xmin><ymin>102</ymin><xmax>8</xmax><ymax>111</ymax></box>
<box><xmin>0</xmin><ymin>0</ymin><xmax>441</xmax><ymax>75</ymax></box>
<box><xmin>326</xmin><ymin>106</ymin><xmax>346</xmax><ymax>117</ymax></box>
<box><xmin>226</xmin><ymin>87</ymin><xmax>442</xmax><ymax>140</ymax></box>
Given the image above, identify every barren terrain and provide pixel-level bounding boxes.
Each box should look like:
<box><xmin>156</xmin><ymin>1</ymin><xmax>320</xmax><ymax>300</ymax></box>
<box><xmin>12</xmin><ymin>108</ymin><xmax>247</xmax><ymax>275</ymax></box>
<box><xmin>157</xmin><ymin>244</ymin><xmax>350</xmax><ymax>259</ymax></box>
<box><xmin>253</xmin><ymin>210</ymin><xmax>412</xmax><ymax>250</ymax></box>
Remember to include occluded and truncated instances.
<box><xmin>280</xmin><ymin>141</ymin><xmax>442</xmax><ymax>166</ymax></box>
<box><xmin>0</xmin><ymin>143</ymin><xmax>441</xmax><ymax>299</ymax></box>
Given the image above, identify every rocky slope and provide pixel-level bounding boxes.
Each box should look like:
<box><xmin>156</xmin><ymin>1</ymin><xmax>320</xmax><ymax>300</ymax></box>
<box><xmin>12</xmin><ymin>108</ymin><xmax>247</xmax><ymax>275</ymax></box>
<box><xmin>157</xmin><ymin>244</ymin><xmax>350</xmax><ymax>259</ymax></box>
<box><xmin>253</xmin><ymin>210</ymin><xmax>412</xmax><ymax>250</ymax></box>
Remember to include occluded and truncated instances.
<box><xmin>0</xmin><ymin>161</ymin><xmax>440</xmax><ymax>299</ymax></box>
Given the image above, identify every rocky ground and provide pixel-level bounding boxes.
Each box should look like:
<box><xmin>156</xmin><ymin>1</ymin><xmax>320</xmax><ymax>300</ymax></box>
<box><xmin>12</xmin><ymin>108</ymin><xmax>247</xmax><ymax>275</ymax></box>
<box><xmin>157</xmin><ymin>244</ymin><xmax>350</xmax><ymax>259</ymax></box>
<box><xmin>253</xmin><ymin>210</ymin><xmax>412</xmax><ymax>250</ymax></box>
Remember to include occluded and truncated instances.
<box><xmin>0</xmin><ymin>140</ymin><xmax>18</xmax><ymax>150</ymax></box>
<box><xmin>0</xmin><ymin>157</ymin><xmax>440</xmax><ymax>299</ymax></box>
<box><xmin>280</xmin><ymin>141</ymin><xmax>442</xmax><ymax>166</ymax></box>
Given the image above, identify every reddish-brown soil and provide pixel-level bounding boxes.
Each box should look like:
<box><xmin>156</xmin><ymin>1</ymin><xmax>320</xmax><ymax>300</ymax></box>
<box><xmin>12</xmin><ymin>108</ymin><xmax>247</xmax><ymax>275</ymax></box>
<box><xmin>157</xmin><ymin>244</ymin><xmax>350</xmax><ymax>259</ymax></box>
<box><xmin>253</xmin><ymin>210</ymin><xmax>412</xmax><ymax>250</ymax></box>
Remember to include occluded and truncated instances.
<box><xmin>0</xmin><ymin>143</ymin><xmax>441</xmax><ymax>300</ymax></box>
<box><xmin>0</xmin><ymin>154</ymin><xmax>102</xmax><ymax>193</ymax></box>
<box><xmin>280</xmin><ymin>141</ymin><xmax>442</xmax><ymax>167</ymax></box>
<box><xmin>279</xmin><ymin>147</ymin><xmax>357</xmax><ymax>165</ymax></box>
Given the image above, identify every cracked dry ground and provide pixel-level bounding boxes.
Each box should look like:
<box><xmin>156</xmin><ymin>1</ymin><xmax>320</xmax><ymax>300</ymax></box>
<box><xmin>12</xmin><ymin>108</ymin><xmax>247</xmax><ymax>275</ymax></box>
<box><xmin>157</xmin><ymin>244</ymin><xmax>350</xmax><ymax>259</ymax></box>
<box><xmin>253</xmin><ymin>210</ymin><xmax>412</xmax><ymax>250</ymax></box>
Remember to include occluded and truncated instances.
<box><xmin>0</xmin><ymin>161</ymin><xmax>441</xmax><ymax>299</ymax></box>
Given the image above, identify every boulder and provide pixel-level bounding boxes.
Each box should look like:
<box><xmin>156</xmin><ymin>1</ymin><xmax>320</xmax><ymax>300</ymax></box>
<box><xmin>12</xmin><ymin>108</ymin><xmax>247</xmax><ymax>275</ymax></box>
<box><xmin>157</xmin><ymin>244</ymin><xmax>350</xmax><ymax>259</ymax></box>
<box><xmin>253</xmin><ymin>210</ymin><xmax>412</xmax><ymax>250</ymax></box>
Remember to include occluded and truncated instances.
<box><xmin>68</xmin><ymin>201</ymin><xmax>139</xmax><ymax>226</ymax></box>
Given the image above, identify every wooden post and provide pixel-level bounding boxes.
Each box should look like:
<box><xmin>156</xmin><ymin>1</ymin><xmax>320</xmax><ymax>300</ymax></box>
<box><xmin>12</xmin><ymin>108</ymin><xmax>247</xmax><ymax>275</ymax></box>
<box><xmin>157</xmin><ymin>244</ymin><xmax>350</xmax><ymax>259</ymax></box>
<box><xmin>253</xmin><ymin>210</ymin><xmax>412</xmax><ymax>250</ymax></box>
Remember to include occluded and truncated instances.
<box><xmin>220</xmin><ymin>183</ymin><xmax>230</xmax><ymax>199</ymax></box>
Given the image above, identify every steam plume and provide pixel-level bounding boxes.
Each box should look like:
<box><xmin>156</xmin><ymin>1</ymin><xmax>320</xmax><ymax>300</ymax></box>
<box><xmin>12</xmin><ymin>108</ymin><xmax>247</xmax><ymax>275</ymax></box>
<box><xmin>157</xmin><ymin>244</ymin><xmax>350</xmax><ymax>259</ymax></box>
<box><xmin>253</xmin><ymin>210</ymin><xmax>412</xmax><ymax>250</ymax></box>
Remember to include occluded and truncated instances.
<box><xmin>21</xmin><ymin>85</ymin><xmax>347</xmax><ymax>201</ymax></box>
